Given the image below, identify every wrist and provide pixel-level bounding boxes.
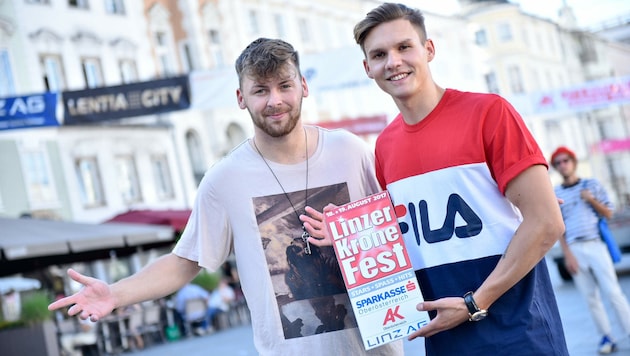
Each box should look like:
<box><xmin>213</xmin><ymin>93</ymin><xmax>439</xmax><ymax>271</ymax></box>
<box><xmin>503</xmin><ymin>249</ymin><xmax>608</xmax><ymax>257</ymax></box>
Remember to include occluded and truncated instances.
<box><xmin>463</xmin><ymin>291</ymin><xmax>488</xmax><ymax>322</ymax></box>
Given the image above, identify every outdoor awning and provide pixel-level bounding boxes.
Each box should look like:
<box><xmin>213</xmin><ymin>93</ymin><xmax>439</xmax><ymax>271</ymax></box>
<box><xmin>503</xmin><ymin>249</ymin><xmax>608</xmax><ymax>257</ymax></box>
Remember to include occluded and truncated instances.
<box><xmin>0</xmin><ymin>217</ymin><xmax>174</xmax><ymax>260</ymax></box>
<box><xmin>105</xmin><ymin>209</ymin><xmax>192</xmax><ymax>232</ymax></box>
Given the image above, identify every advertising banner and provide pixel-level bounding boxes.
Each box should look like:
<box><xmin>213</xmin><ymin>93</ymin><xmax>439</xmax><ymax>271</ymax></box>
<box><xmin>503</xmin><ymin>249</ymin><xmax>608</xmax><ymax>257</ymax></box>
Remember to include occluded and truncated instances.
<box><xmin>0</xmin><ymin>92</ymin><xmax>58</xmax><ymax>131</ymax></box>
<box><xmin>63</xmin><ymin>75</ymin><xmax>190</xmax><ymax>124</ymax></box>
<box><xmin>533</xmin><ymin>75</ymin><xmax>630</xmax><ymax>115</ymax></box>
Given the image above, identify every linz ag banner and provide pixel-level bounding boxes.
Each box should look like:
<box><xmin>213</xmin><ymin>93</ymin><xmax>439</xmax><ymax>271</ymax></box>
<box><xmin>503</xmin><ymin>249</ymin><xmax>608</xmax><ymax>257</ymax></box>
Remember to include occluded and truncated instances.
<box><xmin>0</xmin><ymin>92</ymin><xmax>59</xmax><ymax>131</ymax></box>
<box><xmin>63</xmin><ymin>75</ymin><xmax>190</xmax><ymax>124</ymax></box>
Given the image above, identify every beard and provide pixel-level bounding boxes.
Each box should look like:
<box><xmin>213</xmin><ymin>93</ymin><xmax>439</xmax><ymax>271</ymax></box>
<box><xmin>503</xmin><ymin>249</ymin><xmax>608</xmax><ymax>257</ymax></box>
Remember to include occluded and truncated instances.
<box><xmin>249</xmin><ymin>100</ymin><xmax>303</xmax><ymax>138</ymax></box>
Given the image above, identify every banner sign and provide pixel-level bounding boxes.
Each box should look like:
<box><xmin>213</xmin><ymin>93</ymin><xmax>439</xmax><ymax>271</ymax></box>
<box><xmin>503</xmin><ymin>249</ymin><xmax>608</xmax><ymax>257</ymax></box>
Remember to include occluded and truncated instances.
<box><xmin>595</xmin><ymin>138</ymin><xmax>630</xmax><ymax>154</ymax></box>
<box><xmin>63</xmin><ymin>75</ymin><xmax>190</xmax><ymax>124</ymax></box>
<box><xmin>317</xmin><ymin>115</ymin><xmax>388</xmax><ymax>136</ymax></box>
<box><xmin>532</xmin><ymin>75</ymin><xmax>630</xmax><ymax>114</ymax></box>
<box><xmin>0</xmin><ymin>92</ymin><xmax>59</xmax><ymax>131</ymax></box>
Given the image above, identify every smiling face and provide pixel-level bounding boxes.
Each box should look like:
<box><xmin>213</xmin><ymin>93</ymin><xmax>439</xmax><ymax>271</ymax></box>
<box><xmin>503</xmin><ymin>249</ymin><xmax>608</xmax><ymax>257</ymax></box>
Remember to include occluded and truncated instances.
<box><xmin>362</xmin><ymin>18</ymin><xmax>435</xmax><ymax>102</ymax></box>
<box><xmin>236</xmin><ymin>62</ymin><xmax>309</xmax><ymax>138</ymax></box>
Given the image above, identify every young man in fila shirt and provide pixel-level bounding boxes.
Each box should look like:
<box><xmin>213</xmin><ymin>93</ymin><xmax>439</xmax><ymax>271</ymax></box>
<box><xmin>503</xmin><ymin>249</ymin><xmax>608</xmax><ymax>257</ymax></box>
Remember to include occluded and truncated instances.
<box><xmin>351</xmin><ymin>3</ymin><xmax>568</xmax><ymax>355</ymax></box>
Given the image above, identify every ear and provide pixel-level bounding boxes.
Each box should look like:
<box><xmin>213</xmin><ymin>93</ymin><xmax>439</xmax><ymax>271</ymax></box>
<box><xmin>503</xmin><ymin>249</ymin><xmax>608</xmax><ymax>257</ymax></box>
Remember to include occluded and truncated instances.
<box><xmin>236</xmin><ymin>88</ymin><xmax>246</xmax><ymax>109</ymax></box>
<box><xmin>425</xmin><ymin>39</ymin><xmax>436</xmax><ymax>62</ymax></box>
<box><xmin>301</xmin><ymin>76</ymin><xmax>309</xmax><ymax>98</ymax></box>
<box><xmin>363</xmin><ymin>59</ymin><xmax>374</xmax><ymax>79</ymax></box>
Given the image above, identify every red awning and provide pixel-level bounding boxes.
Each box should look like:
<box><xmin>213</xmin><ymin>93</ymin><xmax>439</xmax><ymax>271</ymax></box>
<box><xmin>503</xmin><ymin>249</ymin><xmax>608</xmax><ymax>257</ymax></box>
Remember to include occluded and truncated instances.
<box><xmin>106</xmin><ymin>209</ymin><xmax>191</xmax><ymax>232</ymax></box>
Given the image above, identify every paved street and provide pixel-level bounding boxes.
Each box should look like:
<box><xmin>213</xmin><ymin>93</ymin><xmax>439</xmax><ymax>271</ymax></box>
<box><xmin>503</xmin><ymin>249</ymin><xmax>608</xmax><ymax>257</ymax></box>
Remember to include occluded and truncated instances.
<box><xmin>131</xmin><ymin>256</ymin><xmax>630</xmax><ymax>356</ymax></box>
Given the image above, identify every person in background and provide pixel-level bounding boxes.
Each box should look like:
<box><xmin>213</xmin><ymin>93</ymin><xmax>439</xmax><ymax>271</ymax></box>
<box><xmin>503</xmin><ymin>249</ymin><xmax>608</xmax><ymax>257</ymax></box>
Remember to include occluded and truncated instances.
<box><xmin>174</xmin><ymin>283</ymin><xmax>211</xmax><ymax>336</ymax></box>
<box><xmin>551</xmin><ymin>146</ymin><xmax>630</xmax><ymax>354</ymax></box>
<box><xmin>48</xmin><ymin>37</ymin><xmax>402</xmax><ymax>355</ymax></box>
<box><xmin>206</xmin><ymin>277</ymin><xmax>236</xmax><ymax>328</ymax></box>
<box><xmin>221</xmin><ymin>260</ymin><xmax>242</xmax><ymax>300</ymax></box>
<box><xmin>342</xmin><ymin>2</ymin><xmax>567</xmax><ymax>355</ymax></box>
<box><xmin>59</xmin><ymin>317</ymin><xmax>97</xmax><ymax>356</ymax></box>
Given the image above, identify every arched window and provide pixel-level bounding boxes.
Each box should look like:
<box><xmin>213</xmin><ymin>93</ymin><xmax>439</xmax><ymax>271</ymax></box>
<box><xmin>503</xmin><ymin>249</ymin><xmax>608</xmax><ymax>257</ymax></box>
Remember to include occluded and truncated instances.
<box><xmin>225</xmin><ymin>123</ymin><xmax>246</xmax><ymax>153</ymax></box>
<box><xmin>185</xmin><ymin>130</ymin><xmax>206</xmax><ymax>185</ymax></box>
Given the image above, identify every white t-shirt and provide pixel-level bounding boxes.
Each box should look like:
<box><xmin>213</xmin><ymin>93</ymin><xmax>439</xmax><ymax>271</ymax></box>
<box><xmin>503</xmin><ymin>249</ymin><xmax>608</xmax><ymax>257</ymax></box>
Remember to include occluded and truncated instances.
<box><xmin>174</xmin><ymin>127</ymin><xmax>403</xmax><ymax>355</ymax></box>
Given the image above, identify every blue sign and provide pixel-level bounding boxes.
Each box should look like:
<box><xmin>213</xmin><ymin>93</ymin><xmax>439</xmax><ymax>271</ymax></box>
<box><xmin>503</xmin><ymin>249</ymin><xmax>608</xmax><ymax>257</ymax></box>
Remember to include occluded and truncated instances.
<box><xmin>0</xmin><ymin>92</ymin><xmax>59</xmax><ymax>130</ymax></box>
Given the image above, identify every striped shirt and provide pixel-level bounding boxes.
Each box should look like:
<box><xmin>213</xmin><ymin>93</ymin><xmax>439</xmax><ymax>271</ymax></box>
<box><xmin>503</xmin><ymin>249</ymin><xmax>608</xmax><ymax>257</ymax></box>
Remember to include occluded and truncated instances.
<box><xmin>554</xmin><ymin>178</ymin><xmax>613</xmax><ymax>244</ymax></box>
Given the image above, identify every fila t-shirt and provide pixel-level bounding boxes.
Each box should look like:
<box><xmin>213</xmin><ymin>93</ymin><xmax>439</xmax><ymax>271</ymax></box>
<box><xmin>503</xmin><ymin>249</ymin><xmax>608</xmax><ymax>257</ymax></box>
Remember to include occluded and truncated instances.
<box><xmin>375</xmin><ymin>89</ymin><xmax>568</xmax><ymax>355</ymax></box>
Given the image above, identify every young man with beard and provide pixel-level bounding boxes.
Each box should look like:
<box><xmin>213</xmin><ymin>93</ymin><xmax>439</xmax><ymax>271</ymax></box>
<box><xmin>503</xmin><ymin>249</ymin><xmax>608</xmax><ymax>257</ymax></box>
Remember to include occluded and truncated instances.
<box><xmin>347</xmin><ymin>2</ymin><xmax>568</xmax><ymax>355</ymax></box>
<box><xmin>48</xmin><ymin>38</ymin><xmax>402</xmax><ymax>355</ymax></box>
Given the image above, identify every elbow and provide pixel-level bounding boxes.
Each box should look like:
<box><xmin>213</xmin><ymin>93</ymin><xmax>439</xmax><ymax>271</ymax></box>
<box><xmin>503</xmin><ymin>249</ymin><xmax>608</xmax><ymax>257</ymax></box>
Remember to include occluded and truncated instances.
<box><xmin>541</xmin><ymin>217</ymin><xmax>565</xmax><ymax>252</ymax></box>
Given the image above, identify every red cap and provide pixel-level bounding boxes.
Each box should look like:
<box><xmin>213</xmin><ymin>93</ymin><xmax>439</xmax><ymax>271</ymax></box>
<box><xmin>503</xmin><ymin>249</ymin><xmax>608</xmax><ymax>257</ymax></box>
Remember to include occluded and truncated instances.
<box><xmin>550</xmin><ymin>146</ymin><xmax>576</xmax><ymax>165</ymax></box>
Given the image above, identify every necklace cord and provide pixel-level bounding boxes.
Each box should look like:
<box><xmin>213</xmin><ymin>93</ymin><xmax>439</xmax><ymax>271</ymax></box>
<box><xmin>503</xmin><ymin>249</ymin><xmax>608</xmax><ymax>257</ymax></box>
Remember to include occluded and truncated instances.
<box><xmin>252</xmin><ymin>128</ymin><xmax>309</xmax><ymax>224</ymax></box>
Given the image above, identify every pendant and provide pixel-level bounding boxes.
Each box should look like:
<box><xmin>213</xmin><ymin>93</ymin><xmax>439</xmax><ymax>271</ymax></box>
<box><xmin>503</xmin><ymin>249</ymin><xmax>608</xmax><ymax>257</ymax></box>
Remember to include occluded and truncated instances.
<box><xmin>301</xmin><ymin>226</ymin><xmax>312</xmax><ymax>255</ymax></box>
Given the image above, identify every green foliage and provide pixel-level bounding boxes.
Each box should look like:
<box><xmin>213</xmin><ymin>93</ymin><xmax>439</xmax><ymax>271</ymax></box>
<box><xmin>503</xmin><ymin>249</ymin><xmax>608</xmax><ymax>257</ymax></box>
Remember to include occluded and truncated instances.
<box><xmin>19</xmin><ymin>291</ymin><xmax>52</xmax><ymax>326</ymax></box>
<box><xmin>191</xmin><ymin>270</ymin><xmax>220</xmax><ymax>292</ymax></box>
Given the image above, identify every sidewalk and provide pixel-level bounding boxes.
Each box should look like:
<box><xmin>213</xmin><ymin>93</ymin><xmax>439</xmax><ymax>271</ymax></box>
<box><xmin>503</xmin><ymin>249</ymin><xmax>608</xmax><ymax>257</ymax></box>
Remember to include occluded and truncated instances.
<box><xmin>131</xmin><ymin>256</ymin><xmax>630</xmax><ymax>356</ymax></box>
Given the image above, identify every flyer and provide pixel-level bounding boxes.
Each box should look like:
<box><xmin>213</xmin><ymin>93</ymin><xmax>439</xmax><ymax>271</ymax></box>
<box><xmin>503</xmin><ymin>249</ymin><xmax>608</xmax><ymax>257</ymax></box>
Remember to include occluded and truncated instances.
<box><xmin>325</xmin><ymin>191</ymin><xmax>430</xmax><ymax>350</ymax></box>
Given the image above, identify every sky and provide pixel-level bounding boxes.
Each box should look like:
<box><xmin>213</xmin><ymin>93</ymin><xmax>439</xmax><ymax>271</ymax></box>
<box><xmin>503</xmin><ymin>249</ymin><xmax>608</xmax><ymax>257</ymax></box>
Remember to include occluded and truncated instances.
<box><xmin>407</xmin><ymin>0</ymin><xmax>630</xmax><ymax>29</ymax></box>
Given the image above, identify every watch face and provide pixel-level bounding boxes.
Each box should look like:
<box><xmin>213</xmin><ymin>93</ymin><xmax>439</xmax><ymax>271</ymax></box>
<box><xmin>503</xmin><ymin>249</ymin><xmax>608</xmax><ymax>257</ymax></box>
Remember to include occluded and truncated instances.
<box><xmin>471</xmin><ymin>310</ymin><xmax>488</xmax><ymax>321</ymax></box>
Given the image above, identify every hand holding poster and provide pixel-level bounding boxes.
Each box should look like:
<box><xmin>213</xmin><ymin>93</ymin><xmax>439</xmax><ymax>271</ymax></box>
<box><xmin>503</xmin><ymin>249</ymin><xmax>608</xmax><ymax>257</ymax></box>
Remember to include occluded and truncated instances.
<box><xmin>325</xmin><ymin>191</ymin><xmax>429</xmax><ymax>350</ymax></box>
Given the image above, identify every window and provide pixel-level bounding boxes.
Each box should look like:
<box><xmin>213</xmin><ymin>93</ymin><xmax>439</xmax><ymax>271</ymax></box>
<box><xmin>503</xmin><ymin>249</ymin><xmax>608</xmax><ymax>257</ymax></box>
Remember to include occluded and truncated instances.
<box><xmin>474</xmin><ymin>29</ymin><xmax>487</xmax><ymax>46</ymax></box>
<box><xmin>115</xmin><ymin>156</ymin><xmax>142</xmax><ymax>204</ymax></box>
<box><xmin>521</xmin><ymin>28</ymin><xmax>530</xmax><ymax>46</ymax></box>
<box><xmin>158</xmin><ymin>54</ymin><xmax>174</xmax><ymax>77</ymax></box>
<box><xmin>484</xmin><ymin>72</ymin><xmax>499</xmax><ymax>94</ymax></box>
<box><xmin>182</xmin><ymin>43</ymin><xmax>194</xmax><ymax>71</ymax></box>
<box><xmin>40</xmin><ymin>54</ymin><xmax>66</xmax><ymax>91</ymax></box>
<box><xmin>154</xmin><ymin>31</ymin><xmax>174</xmax><ymax>76</ymax></box>
<box><xmin>68</xmin><ymin>0</ymin><xmax>88</xmax><ymax>9</ymax></box>
<box><xmin>248</xmin><ymin>9</ymin><xmax>259</xmax><ymax>35</ymax></box>
<box><xmin>208</xmin><ymin>29</ymin><xmax>223</xmax><ymax>67</ymax></box>
<box><xmin>82</xmin><ymin>57</ymin><xmax>104</xmax><ymax>88</ymax></box>
<box><xmin>507</xmin><ymin>65</ymin><xmax>524</xmax><ymax>94</ymax></box>
<box><xmin>0</xmin><ymin>49</ymin><xmax>15</xmax><ymax>97</ymax></box>
<box><xmin>20</xmin><ymin>147</ymin><xmax>58</xmax><ymax>208</ymax></box>
<box><xmin>151</xmin><ymin>155</ymin><xmax>174</xmax><ymax>200</ymax></box>
<box><xmin>119</xmin><ymin>59</ymin><xmax>138</xmax><ymax>84</ymax></box>
<box><xmin>186</xmin><ymin>130</ymin><xmax>206</xmax><ymax>185</ymax></box>
<box><xmin>155</xmin><ymin>31</ymin><xmax>167</xmax><ymax>46</ymax></box>
<box><xmin>298</xmin><ymin>17</ymin><xmax>311</xmax><ymax>43</ymax></box>
<box><xmin>208</xmin><ymin>29</ymin><xmax>220</xmax><ymax>45</ymax></box>
<box><xmin>75</xmin><ymin>157</ymin><xmax>105</xmax><ymax>207</ymax></box>
<box><xmin>105</xmin><ymin>0</ymin><xmax>125</xmax><ymax>15</ymax></box>
<box><xmin>274</xmin><ymin>14</ymin><xmax>285</xmax><ymax>38</ymax></box>
<box><xmin>497</xmin><ymin>23</ymin><xmax>512</xmax><ymax>42</ymax></box>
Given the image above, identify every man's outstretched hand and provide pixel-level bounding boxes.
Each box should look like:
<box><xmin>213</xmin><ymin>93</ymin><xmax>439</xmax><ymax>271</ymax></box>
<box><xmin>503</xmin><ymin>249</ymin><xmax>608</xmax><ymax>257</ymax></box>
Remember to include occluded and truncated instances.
<box><xmin>48</xmin><ymin>268</ymin><xmax>116</xmax><ymax>321</ymax></box>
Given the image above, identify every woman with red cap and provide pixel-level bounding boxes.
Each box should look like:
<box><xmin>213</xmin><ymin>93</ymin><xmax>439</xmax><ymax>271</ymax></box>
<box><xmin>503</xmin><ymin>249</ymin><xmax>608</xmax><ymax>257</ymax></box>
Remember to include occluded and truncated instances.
<box><xmin>551</xmin><ymin>146</ymin><xmax>630</xmax><ymax>354</ymax></box>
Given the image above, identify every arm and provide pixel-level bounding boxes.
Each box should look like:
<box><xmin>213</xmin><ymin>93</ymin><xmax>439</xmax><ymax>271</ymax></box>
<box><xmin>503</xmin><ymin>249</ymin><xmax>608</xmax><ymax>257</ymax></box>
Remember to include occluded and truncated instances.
<box><xmin>474</xmin><ymin>164</ymin><xmax>564</xmax><ymax>308</ymax></box>
<box><xmin>581</xmin><ymin>189</ymin><xmax>613</xmax><ymax>219</ymax></box>
<box><xmin>48</xmin><ymin>253</ymin><xmax>201</xmax><ymax>321</ymax></box>
<box><xmin>410</xmin><ymin>164</ymin><xmax>565</xmax><ymax>339</ymax></box>
<box><xmin>559</xmin><ymin>233</ymin><xmax>580</xmax><ymax>275</ymax></box>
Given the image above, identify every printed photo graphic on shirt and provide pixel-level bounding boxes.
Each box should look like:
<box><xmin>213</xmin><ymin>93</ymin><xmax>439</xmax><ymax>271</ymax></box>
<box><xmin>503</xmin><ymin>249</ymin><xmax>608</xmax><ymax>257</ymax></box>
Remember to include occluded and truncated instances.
<box><xmin>253</xmin><ymin>183</ymin><xmax>358</xmax><ymax>340</ymax></box>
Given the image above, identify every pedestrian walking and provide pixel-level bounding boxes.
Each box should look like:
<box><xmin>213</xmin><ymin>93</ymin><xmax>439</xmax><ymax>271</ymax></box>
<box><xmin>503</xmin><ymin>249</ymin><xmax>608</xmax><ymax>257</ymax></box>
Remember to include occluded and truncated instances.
<box><xmin>552</xmin><ymin>145</ymin><xmax>630</xmax><ymax>354</ymax></box>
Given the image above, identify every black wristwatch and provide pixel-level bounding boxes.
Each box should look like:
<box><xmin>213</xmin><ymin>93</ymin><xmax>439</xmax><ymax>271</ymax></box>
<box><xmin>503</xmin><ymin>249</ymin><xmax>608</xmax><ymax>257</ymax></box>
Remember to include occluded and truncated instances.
<box><xmin>463</xmin><ymin>291</ymin><xmax>488</xmax><ymax>321</ymax></box>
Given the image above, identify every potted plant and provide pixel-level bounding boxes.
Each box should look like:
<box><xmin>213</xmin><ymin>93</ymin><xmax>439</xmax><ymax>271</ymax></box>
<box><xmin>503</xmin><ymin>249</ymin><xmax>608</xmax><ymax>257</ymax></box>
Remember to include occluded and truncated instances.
<box><xmin>0</xmin><ymin>291</ymin><xmax>60</xmax><ymax>356</ymax></box>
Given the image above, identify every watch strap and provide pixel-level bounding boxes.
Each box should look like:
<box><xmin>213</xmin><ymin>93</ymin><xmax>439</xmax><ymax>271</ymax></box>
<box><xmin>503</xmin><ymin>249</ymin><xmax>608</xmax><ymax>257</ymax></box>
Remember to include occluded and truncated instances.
<box><xmin>463</xmin><ymin>291</ymin><xmax>480</xmax><ymax>314</ymax></box>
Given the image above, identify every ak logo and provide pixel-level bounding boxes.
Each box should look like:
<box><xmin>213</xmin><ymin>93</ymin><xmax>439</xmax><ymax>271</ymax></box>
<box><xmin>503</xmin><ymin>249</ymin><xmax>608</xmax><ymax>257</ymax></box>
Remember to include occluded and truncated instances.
<box><xmin>394</xmin><ymin>193</ymin><xmax>483</xmax><ymax>246</ymax></box>
<box><xmin>383</xmin><ymin>305</ymin><xmax>405</xmax><ymax>325</ymax></box>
